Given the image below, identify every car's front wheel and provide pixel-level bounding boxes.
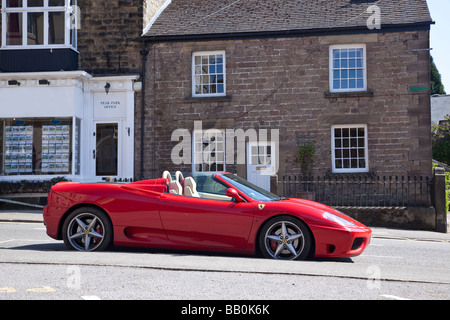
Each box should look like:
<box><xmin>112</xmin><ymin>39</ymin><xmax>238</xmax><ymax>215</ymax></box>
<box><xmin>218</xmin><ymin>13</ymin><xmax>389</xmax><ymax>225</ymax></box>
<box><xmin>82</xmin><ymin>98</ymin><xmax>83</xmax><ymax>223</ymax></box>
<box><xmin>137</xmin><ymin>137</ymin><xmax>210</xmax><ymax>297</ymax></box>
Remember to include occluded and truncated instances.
<box><xmin>62</xmin><ymin>207</ymin><xmax>113</xmax><ymax>252</ymax></box>
<box><xmin>259</xmin><ymin>216</ymin><xmax>312</xmax><ymax>260</ymax></box>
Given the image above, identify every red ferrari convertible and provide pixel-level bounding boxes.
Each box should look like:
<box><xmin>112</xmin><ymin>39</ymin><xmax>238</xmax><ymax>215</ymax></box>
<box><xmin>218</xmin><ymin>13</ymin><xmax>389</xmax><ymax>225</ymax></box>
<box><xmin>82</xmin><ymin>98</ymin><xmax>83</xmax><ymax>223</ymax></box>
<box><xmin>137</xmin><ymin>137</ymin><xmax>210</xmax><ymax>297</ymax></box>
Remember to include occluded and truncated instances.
<box><xmin>43</xmin><ymin>171</ymin><xmax>371</xmax><ymax>260</ymax></box>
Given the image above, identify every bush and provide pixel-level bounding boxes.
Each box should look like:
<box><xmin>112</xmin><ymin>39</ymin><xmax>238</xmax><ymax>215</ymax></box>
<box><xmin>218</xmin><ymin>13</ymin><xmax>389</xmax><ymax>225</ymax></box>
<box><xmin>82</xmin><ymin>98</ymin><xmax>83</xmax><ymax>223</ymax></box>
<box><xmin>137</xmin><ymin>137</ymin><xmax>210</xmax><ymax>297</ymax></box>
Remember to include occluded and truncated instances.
<box><xmin>432</xmin><ymin>115</ymin><xmax>450</xmax><ymax>166</ymax></box>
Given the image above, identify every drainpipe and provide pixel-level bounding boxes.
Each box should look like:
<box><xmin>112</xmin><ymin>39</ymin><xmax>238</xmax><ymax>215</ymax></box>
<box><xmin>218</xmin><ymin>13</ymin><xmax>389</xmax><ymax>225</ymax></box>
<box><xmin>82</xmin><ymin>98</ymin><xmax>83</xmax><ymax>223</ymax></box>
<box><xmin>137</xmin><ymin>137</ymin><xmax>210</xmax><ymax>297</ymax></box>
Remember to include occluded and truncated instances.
<box><xmin>140</xmin><ymin>42</ymin><xmax>149</xmax><ymax>180</ymax></box>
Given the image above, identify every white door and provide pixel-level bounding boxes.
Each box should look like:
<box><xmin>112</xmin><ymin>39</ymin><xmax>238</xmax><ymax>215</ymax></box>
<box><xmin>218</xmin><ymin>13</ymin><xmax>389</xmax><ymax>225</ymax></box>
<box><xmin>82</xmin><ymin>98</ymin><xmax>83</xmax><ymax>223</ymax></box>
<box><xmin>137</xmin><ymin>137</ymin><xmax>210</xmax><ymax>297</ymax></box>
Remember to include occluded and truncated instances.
<box><xmin>247</xmin><ymin>141</ymin><xmax>276</xmax><ymax>191</ymax></box>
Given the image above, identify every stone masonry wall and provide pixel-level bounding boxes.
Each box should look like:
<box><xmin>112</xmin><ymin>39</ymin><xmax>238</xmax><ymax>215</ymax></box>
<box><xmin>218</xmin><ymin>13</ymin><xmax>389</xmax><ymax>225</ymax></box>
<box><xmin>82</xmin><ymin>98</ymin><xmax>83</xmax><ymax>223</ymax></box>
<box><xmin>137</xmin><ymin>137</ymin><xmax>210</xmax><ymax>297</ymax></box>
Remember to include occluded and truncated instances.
<box><xmin>77</xmin><ymin>0</ymin><xmax>144</xmax><ymax>75</ymax></box>
<box><xmin>142</xmin><ymin>30</ymin><xmax>432</xmax><ymax>179</ymax></box>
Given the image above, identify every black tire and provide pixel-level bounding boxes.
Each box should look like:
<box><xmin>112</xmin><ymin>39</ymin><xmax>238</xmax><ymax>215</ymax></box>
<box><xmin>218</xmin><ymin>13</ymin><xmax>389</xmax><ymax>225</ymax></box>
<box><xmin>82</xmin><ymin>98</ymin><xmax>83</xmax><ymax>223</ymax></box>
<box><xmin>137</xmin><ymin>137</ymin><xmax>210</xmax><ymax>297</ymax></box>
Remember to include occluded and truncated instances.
<box><xmin>259</xmin><ymin>216</ymin><xmax>312</xmax><ymax>260</ymax></box>
<box><xmin>62</xmin><ymin>207</ymin><xmax>113</xmax><ymax>252</ymax></box>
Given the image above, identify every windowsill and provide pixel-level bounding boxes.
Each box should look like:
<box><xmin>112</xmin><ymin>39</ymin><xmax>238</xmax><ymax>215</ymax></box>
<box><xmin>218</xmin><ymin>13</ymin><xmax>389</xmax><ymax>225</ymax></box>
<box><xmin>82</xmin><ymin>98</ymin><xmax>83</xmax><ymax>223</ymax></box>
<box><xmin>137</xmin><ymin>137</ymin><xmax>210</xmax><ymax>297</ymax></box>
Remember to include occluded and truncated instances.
<box><xmin>324</xmin><ymin>89</ymin><xmax>374</xmax><ymax>98</ymax></box>
<box><xmin>185</xmin><ymin>95</ymin><xmax>232</xmax><ymax>103</ymax></box>
<box><xmin>326</xmin><ymin>171</ymin><xmax>375</xmax><ymax>178</ymax></box>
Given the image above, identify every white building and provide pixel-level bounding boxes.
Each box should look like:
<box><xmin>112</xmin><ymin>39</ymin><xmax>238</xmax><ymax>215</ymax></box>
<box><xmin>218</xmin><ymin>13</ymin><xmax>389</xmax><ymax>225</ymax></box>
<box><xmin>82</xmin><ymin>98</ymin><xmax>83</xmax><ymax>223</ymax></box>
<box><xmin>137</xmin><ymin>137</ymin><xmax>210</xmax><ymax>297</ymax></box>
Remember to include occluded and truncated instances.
<box><xmin>0</xmin><ymin>71</ymin><xmax>138</xmax><ymax>182</ymax></box>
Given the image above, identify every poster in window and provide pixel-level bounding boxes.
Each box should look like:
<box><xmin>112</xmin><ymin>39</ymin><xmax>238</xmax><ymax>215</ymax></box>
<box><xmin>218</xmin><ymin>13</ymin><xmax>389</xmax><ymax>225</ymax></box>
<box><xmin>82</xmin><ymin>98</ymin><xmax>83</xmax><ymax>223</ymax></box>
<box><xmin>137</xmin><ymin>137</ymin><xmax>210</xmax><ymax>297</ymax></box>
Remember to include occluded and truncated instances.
<box><xmin>4</xmin><ymin>126</ymin><xmax>33</xmax><ymax>174</ymax></box>
<box><xmin>41</xmin><ymin>125</ymin><xmax>70</xmax><ymax>173</ymax></box>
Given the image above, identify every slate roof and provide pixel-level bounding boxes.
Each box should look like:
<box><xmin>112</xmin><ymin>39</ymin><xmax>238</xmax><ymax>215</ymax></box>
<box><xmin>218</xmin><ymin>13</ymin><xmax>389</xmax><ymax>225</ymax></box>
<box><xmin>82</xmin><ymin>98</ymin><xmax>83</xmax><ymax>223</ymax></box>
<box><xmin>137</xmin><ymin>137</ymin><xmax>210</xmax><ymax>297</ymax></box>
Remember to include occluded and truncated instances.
<box><xmin>143</xmin><ymin>0</ymin><xmax>432</xmax><ymax>39</ymax></box>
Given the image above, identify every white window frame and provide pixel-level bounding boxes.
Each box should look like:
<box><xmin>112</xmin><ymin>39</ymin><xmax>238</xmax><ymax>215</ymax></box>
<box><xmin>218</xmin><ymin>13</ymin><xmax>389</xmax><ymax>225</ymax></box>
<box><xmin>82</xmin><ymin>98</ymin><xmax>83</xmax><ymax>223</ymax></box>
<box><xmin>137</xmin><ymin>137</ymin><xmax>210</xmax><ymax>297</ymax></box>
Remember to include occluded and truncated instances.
<box><xmin>192</xmin><ymin>51</ymin><xmax>226</xmax><ymax>98</ymax></box>
<box><xmin>331</xmin><ymin>124</ymin><xmax>369</xmax><ymax>173</ymax></box>
<box><xmin>1</xmin><ymin>0</ymin><xmax>77</xmax><ymax>50</ymax></box>
<box><xmin>329</xmin><ymin>44</ymin><xmax>367</xmax><ymax>93</ymax></box>
<box><xmin>192</xmin><ymin>129</ymin><xmax>226</xmax><ymax>174</ymax></box>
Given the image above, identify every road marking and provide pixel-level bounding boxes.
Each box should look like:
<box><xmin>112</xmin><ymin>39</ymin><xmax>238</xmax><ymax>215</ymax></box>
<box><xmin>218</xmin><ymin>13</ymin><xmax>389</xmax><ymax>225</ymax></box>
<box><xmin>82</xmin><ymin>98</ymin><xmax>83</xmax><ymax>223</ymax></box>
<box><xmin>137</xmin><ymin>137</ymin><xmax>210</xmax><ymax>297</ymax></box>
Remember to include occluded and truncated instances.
<box><xmin>81</xmin><ymin>295</ymin><xmax>101</xmax><ymax>300</ymax></box>
<box><xmin>363</xmin><ymin>255</ymin><xmax>404</xmax><ymax>259</ymax></box>
<box><xmin>0</xmin><ymin>239</ymin><xmax>15</xmax><ymax>244</ymax></box>
<box><xmin>26</xmin><ymin>286</ymin><xmax>56</xmax><ymax>293</ymax></box>
<box><xmin>0</xmin><ymin>287</ymin><xmax>16</xmax><ymax>293</ymax></box>
<box><xmin>380</xmin><ymin>294</ymin><xmax>411</xmax><ymax>300</ymax></box>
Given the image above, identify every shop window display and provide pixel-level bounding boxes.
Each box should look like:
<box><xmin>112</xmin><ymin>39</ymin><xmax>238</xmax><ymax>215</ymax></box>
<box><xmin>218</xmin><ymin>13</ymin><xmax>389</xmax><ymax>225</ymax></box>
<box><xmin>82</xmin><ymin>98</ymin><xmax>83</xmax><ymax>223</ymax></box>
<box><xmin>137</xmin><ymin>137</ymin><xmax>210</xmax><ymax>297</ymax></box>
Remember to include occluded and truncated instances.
<box><xmin>1</xmin><ymin>118</ymin><xmax>77</xmax><ymax>176</ymax></box>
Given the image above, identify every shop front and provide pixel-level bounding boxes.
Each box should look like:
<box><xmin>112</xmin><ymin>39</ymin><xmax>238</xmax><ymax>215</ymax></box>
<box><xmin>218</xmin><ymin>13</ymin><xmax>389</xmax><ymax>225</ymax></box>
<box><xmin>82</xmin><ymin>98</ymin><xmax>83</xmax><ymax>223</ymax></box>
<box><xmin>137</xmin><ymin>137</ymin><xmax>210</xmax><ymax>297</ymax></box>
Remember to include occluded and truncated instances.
<box><xmin>0</xmin><ymin>71</ymin><xmax>138</xmax><ymax>183</ymax></box>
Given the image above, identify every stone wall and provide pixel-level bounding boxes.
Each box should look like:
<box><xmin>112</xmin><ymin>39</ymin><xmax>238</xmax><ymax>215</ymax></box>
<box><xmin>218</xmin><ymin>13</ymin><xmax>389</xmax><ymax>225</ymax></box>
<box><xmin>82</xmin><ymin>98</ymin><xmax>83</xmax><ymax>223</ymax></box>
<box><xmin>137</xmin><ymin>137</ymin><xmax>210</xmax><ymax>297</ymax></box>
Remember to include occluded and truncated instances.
<box><xmin>142</xmin><ymin>30</ymin><xmax>432</xmax><ymax>179</ymax></box>
<box><xmin>77</xmin><ymin>0</ymin><xmax>144</xmax><ymax>75</ymax></box>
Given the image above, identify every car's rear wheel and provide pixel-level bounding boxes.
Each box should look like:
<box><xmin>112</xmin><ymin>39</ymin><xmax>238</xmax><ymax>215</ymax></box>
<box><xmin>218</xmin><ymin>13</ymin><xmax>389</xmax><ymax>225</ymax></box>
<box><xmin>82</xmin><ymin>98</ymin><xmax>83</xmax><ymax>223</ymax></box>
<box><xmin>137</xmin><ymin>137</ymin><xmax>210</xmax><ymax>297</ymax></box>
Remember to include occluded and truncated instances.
<box><xmin>62</xmin><ymin>207</ymin><xmax>113</xmax><ymax>252</ymax></box>
<box><xmin>259</xmin><ymin>216</ymin><xmax>312</xmax><ymax>260</ymax></box>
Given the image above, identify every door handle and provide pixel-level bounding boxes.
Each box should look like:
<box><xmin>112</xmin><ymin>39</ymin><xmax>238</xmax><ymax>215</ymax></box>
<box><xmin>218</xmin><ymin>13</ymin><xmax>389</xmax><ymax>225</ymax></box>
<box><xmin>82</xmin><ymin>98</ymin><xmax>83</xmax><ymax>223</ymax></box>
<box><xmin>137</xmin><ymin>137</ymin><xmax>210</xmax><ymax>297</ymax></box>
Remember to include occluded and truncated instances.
<box><xmin>93</xmin><ymin>150</ymin><xmax>96</xmax><ymax>159</ymax></box>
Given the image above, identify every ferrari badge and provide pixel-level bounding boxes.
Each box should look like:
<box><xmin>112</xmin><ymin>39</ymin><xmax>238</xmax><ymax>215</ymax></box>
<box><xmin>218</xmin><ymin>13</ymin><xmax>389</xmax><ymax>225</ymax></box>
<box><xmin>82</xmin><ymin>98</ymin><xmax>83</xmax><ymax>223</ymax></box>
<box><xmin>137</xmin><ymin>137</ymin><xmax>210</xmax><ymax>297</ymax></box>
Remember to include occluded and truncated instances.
<box><xmin>258</xmin><ymin>204</ymin><xmax>265</xmax><ymax>210</ymax></box>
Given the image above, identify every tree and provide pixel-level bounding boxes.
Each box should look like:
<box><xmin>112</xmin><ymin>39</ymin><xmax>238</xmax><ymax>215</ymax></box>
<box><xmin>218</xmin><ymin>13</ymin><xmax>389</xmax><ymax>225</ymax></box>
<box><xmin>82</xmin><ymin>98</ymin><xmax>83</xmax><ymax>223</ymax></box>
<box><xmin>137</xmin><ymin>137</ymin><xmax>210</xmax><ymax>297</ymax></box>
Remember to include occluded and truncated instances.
<box><xmin>431</xmin><ymin>56</ymin><xmax>446</xmax><ymax>95</ymax></box>
<box><xmin>432</xmin><ymin>115</ymin><xmax>450</xmax><ymax>165</ymax></box>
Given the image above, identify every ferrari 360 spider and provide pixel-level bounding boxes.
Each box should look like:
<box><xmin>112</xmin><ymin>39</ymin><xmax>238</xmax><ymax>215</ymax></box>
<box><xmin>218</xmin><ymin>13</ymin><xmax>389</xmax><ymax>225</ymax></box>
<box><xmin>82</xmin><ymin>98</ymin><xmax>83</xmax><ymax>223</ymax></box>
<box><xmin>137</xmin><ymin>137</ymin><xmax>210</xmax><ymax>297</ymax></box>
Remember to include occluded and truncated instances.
<box><xmin>43</xmin><ymin>171</ymin><xmax>371</xmax><ymax>260</ymax></box>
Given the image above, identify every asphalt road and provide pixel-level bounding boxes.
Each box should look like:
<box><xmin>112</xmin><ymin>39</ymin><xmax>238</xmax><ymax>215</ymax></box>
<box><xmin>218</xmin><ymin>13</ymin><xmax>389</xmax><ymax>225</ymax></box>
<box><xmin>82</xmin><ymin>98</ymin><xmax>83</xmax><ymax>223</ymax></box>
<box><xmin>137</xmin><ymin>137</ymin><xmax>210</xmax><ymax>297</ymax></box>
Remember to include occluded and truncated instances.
<box><xmin>1</xmin><ymin>219</ymin><xmax>450</xmax><ymax>301</ymax></box>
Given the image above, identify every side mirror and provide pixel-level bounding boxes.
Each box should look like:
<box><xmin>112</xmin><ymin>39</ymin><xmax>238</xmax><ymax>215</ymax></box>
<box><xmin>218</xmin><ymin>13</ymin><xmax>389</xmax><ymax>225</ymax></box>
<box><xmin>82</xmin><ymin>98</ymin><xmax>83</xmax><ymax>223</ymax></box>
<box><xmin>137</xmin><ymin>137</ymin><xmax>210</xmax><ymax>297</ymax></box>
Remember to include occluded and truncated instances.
<box><xmin>226</xmin><ymin>188</ymin><xmax>244</xmax><ymax>202</ymax></box>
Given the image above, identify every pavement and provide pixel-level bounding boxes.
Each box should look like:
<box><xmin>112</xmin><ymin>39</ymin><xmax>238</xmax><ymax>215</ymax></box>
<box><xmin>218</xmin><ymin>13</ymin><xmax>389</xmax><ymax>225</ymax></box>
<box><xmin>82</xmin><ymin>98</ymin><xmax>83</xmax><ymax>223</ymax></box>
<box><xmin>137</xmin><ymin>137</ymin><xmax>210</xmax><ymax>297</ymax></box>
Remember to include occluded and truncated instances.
<box><xmin>1</xmin><ymin>209</ymin><xmax>449</xmax><ymax>243</ymax></box>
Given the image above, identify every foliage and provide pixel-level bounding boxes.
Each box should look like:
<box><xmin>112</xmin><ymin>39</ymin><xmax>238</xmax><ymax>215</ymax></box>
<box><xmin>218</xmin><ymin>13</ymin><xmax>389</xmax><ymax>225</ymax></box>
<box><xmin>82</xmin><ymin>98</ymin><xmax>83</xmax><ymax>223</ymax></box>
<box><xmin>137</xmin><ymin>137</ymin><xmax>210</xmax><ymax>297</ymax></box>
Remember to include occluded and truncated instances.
<box><xmin>432</xmin><ymin>115</ymin><xmax>450</xmax><ymax>166</ymax></box>
<box><xmin>431</xmin><ymin>56</ymin><xmax>446</xmax><ymax>95</ymax></box>
<box><xmin>297</xmin><ymin>142</ymin><xmax>315</xmax><ymax>176</ymax></box>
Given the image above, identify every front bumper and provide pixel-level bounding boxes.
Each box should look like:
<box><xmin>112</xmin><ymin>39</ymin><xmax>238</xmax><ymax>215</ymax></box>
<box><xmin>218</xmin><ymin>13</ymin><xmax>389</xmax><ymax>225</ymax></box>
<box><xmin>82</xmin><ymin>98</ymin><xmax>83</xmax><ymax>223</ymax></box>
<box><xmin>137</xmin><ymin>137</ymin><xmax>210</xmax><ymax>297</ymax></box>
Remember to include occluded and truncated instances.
<box><xmin>310</xmin><ymin>225</ymin><xmax>372</xmax><ymax>258</ymax></box>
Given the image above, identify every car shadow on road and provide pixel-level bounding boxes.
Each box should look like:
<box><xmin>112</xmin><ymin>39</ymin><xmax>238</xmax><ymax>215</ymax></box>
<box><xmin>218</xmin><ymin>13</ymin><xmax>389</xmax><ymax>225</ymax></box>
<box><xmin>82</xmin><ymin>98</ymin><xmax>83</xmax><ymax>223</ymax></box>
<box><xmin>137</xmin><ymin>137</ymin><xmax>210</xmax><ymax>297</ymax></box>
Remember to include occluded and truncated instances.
<box><xmin>0</xmin><ymin>242</ymin><xmax>66</xmax><ymax>252</ymax></box>
<box><xmin>1</xmin><ymin>243</ymin><xmax>355</xmax><ymax>263</ymax></box>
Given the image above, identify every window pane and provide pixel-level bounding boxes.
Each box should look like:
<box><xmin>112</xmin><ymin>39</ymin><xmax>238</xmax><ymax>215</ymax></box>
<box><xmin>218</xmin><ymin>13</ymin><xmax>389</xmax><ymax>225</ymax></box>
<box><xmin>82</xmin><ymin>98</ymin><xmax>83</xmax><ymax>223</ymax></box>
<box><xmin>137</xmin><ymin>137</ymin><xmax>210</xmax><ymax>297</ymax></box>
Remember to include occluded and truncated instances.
<box><xmin>357</xmin><ymin>59</ymin><xmax>363</xmax><ymax>68</ymax></box>
<box><xmin>357</xmin><ymin>69</ymin><xmax>363</xmax><ymax>79</ymax></box>
<box><xmin>358</xmin><ymin>127</ymin><xmax>365</xmax><ymax>137</ymax></box>
<box><xmin>349</xmin><ymin>59</ymin><xmax>356</xmax><ymax>68</ymax></box>
<box><xmin>27</xmin><ymin>12</ymin><xmax>44</xmax><ymax>45</ymax></box>
<box><xmin>357</xmin><ymin>79</ymin><xmax>364</xmax><ymax>88</ymax></box>
<box><xmin>49</xmin><ymin>11</ymin><xmax>65</xmax><ymax>44</ymax></box>
<box><xmin>49</xmin><ymin>0</ymin><xmax>65</xmax><ymax>5</ymax></box>
<box><xmin>333</xmin><ymin>70</ymin><xmax>340</xmax><ymax>79</ymax></box>
<box><xmin>6</xmin><ymin>0</ymin><xmax>23</xmax><ymax>7</ymax></box>
<box><xmin>27</xmin><ymin>0</ymin><xmax>43</xmax><ymax>6</ymax></box>
<box><xmin>6</xmin><ymin>13</ymin><xmax>23</xmax><ymax>45</ymax></box>
<box><xmin>359</xmin><ymin>159</ymin><xmax>366</xmax><ymax>168</ymax></box>
<box><xmin>333</xmin><ymin>80</ymin><xmax>340</xmax><ymax>89</ymax></box>
<box><xmin>334</xmin><ymin>128</ymin><xmax>342</xmax><ymax>138</ymax></box>
<box><xmin>335</xmin><ymin>139</ymin><xmax>341</xmax><ymax>148</ymax></box>
<box><xmin>349</xmin><ymin>79</ymin><xmax>356</xmax><ymax>88</ymax></box>
<box><xmin>333</xmin><ymin>59</ymin><xmax>340</xmax><ymax>68</ymax></box>
<box><xmin>333</xmin><ymin>49</ymin><xmax>340</xmax><ymax>59</ymax></box>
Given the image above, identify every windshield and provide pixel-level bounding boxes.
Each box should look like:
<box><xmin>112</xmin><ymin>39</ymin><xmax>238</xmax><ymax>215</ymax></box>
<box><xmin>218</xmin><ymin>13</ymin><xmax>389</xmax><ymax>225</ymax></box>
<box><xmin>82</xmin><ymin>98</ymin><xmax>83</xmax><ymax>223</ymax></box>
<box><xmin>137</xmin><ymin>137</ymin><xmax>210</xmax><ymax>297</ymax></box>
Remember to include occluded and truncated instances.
<box><xmin>220</xmin><ymin>173</ymin><xmax>282</xmax><ymax>201</ymax></box>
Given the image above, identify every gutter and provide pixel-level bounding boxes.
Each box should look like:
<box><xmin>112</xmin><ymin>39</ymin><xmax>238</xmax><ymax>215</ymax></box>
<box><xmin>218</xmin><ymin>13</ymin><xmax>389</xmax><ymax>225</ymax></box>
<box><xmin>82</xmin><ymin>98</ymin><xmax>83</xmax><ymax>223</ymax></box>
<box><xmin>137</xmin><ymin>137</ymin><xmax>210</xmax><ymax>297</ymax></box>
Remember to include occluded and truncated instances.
<box><xmin>142</xmin><ymin>21</ymin><xmax>434</xmax><ymax>43</ymax></box>
<box><xmin>139</xmin><ymin>42</ymin><xmax>149</xmax><ymax>180</ymax></box>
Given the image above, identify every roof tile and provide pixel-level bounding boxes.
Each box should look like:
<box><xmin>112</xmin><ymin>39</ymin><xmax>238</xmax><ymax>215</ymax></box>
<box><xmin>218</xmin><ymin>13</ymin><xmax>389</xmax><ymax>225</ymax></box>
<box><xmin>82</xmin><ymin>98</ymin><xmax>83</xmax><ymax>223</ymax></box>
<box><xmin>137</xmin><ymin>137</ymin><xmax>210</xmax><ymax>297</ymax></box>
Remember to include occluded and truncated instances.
<box><xmin>144</xmin><ymin>0</ymin><xmax>432</xmax><ymax>38</ymax></box>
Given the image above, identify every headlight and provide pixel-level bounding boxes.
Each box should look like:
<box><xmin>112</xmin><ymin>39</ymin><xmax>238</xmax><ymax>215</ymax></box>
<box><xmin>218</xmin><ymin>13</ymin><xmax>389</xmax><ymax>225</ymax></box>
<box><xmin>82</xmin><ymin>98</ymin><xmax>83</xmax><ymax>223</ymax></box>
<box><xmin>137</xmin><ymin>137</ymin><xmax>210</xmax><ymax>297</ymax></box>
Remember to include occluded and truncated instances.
<box><xmin>323</xmin><ymin>211</ymin><xmax>355</xmax><ymax>226</ymax></box>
